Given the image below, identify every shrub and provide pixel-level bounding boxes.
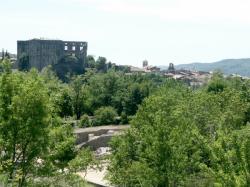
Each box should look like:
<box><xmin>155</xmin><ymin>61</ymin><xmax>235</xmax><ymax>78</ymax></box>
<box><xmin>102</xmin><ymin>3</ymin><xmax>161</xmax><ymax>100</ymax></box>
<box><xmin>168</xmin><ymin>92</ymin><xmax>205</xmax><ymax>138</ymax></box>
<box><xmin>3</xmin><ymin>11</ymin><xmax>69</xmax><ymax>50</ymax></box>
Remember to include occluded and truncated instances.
<box><xmin>79</xmin><ymin>114</ymin><xmax>90</xmax><ymax>128</ymax></box>
<box><xmin>94</xmin><ymin>106</ymin><xmax>118</xmax><ymax>125</ymax></box>
<box><xmin>120</xmin><ymin>112</ymin><xmax>128</xmax><ymax>124</ymax></box>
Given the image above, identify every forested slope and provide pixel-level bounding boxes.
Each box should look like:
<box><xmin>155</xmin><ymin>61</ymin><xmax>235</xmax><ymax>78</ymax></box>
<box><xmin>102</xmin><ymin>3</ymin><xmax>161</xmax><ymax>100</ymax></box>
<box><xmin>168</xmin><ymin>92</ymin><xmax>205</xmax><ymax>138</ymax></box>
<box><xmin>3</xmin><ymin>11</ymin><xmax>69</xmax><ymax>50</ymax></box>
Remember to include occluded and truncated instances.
<box><xmin>176</xmin><ymin>58</ymin><xmax>250</xmax><ymax>76</ymax></box>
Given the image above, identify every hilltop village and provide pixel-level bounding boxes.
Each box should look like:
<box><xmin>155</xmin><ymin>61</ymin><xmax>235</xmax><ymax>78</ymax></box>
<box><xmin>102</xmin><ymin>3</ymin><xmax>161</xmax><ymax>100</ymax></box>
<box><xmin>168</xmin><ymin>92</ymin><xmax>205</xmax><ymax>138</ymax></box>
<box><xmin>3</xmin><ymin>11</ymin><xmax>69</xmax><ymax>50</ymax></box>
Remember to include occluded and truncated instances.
<box><xmin>1</xmin><ymin>38</ymin><xmax>213</xmax><ymax>87</ymax></box>
<box><xmin>129</xmin><ymin>61</ymin><xmax>211</xmax><ymax>87</ymax></box>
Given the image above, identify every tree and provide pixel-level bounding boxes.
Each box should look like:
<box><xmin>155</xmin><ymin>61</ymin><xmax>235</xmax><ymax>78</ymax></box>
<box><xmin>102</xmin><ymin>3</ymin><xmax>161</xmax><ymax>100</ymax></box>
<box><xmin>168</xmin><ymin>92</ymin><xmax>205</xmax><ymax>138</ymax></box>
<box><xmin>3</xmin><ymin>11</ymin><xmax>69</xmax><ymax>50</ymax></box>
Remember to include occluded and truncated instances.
<box><xmin>108</xmin><ymin>83</ymin><xmax>198</xmax><ymax>186</ymax></box>
<box><xmin>18</xmin><ymin>53</ymin><xmax>30</xmax><ymax>71</ymax></box>
<box><xmin>70</xmin><ymin>75</ymin><xmax>85</xmax><ymax>120</ymax></box>
<box><xmin>0</xmin><ymin>69</ymin><xmax>50</xmax><ymax>186</ymax></box>
<box><xmin>57</xmin><ymin>87</ymin><xmax>73</xmax><ymax>118</ymax></box>
<box><xmin>207</xmin><ymin>71</ymin><xmax>227</xmax><ymax>93</ymax></box>
<box><xmin>85</xmin><ymin>55</ymin><xmax>96</xmax><ymax>69</ymax></box>
<box><xmin>53</xmin><ymin>55</ymin><xmax>84</xmax><ymax>82</ymax></box>
<box><xmin>4</xmin><ymin>50</ymin><xmax>10</xmax><ymax>59</ymax></box>
<box><xmin>108</xmin><ymin>79</ymin><xmax>250</xmax><ymax>186</ymax></box>
<box><xmin>0</xmin><ymin>61</ymin><xmax>96</xmax><ymax>186</ymax></box>
<box><xmin>83</xmin><ymin>71</ymin><xmax>121</xmax><ymax>114</ymax></box>
<box><xmin>40</xmin><ymin>66</ymin><xmax>74</xmax><ymax>118</ymax></box>
<box><xmin>68</xmin><ymin>148</ymin><xmax>94</xmax><ymax>175</ymax></box>
<box><xmin>47</xmin><ymin>124</ymin><xmax>77</xmax><ymax>172</ymax></box>
<box><xmin>123</xmin><ymin>83</ymin><xmax>144</xmax><ymax>116</ymax></box>
<box><xmin>96</xmin><ymin>57</ymin><xmax>107</xmax><ymax>73</ymax></box>
<box><xmin>94</xmin><ymin>106</ymin><xmax>118</xmax><ymax>125</ymax></box>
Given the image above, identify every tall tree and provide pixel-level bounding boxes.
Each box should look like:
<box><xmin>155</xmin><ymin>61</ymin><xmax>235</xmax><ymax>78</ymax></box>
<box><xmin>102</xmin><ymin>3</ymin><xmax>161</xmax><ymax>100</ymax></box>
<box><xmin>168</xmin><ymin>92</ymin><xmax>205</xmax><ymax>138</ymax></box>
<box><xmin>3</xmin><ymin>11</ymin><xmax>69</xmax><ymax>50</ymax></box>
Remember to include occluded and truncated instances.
<box><xmin>96</xmin><ymin>57</ymin><xmax>107</xmax><ymax>73</ymax></box>
<box><xmin>0</xmin><ymin>68</ymin><xmax>50</xmax><ymax>186</ymax></box>
<box><xmin>70</xmin><ymin>75</ymin><xmax>85</xmax><ymax>120</ymax></box>
<box><xmin>18</xmin><ymin>53</ymin><xmax>30</xmax><ymax>71</ymax></box>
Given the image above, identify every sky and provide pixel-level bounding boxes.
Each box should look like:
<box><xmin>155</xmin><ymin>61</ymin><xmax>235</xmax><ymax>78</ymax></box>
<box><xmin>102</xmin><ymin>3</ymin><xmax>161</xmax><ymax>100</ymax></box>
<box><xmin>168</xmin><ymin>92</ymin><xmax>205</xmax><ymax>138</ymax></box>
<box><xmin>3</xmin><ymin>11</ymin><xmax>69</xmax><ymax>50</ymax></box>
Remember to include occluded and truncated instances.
<box><xmin>1</xmin><ymin>0</ymin><xmax>250</xmax><ymax>67</ymax></box>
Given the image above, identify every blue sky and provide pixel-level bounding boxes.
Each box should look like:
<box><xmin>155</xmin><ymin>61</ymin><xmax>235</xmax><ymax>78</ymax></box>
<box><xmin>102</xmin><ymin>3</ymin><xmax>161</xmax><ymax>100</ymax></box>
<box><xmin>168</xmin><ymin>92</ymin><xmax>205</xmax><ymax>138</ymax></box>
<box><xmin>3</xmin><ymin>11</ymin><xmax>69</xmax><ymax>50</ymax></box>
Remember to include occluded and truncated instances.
<box><xmin>1</xmin><ymin>0</ymin><xmax>250</xmax><ymax>66</ymax></box>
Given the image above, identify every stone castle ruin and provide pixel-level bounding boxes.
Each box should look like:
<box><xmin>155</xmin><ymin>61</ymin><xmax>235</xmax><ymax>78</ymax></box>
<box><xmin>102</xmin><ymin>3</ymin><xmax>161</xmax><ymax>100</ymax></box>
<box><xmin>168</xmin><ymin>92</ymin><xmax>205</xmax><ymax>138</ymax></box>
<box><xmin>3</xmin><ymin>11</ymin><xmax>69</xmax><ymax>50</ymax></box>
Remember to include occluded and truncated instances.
<box><xmin>17</xmin><ymin>39</ymin><xmax>87</xmax><ymax>72</ymax></box>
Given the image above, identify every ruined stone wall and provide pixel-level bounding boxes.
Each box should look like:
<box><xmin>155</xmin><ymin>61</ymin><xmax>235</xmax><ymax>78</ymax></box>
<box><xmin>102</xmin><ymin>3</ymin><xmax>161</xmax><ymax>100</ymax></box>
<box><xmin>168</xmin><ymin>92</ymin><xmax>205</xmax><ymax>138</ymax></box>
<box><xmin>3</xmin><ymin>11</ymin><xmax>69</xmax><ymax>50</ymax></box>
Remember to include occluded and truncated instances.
<box><xmin>74</xmin><ymin>125</ymin><xmax>129</xmax><ymax>150</ymax></box>
<box><xmin>17</xmin><ymin>39</ymin><xmax>87</xmax><ymax>71</ymax></box>
<box><xmin>75</xmin><ymin>129</ymin><xmax>111</xmax><ymax>145</ymax></box>
<box><xmin>64</xmin><ymin>41</ymin><xmax>87</xmax><ymax>60</ymax></box>
<box><xmin>83</xmin><ymin>135</ymin><xmax>113</xmax><ymax>151</ymax></box>
<box><xmin>74</xmin><ymin>125</ymin><xmax>129</xmax><ymax>145</ymax></box>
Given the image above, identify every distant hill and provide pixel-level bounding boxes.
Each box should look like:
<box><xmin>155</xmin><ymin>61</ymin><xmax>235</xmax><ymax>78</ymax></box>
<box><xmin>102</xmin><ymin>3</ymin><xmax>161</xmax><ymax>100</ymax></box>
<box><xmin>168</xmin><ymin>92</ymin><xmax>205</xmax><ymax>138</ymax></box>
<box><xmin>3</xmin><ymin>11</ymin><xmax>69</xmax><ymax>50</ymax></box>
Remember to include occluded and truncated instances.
<box><xmin>161</xmin><ymin>59</ymin><xmax>250</xmax><ymax>77</ymax></box>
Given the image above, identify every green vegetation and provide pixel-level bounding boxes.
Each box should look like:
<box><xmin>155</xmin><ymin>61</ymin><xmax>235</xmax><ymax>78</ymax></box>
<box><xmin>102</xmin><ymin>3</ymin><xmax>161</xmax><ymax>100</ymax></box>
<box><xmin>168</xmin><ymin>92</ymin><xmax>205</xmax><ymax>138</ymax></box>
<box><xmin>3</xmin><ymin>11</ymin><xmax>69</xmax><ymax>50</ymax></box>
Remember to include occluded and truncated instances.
<box><xmin>0</xmin><ymin>65</ymin><xmax>49</xmax><ymax>186</ymax></box>
<box><xmin>0</xmin><ymin>57</ymin><xmax>166</xmax><ymax>186</ymax></box>
<box><xmin>2</xmin><ymin>54</ymin><xmax>250</xmax><ymax>186</ymax></box>
<box><xmin>53</xmin><ymin>55</ymin><xmax>84</xmax><ymax>82</ymax></box>
<box><xmin>94</xmin><ymin>106</ymin><xmax>118</xmax><ymax>125</ymax></box>
<box><xmin>40</xmin><ymin>56</ymin><xmax>166</xmax><ymax>124</ymax></box>
<box><xmin>18</xmin><ymin>53</ymin><xmax>30</xmax><ymax>71</ymax></box>
<box><xmin>0</xmin><ymin>59</ymin><xmax>95</xmax><ymax>186</ymax></box>
<box><xmin>107</xmin><ymin>74</ymin><xmax>250</xmax><ymax>186</ymax></box>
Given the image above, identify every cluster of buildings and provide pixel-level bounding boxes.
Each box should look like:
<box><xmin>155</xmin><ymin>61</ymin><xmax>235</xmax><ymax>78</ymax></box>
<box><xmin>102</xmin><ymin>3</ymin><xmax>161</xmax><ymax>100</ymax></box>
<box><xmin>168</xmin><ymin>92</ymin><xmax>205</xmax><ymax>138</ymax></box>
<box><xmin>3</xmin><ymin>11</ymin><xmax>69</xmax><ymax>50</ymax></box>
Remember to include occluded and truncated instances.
<box><xmin>163</xmin><ymin>64</ymin><xmax>211</xmax><ymax>87</ymax></box>
<box><xmin>129</xmin><ymin>61</ymin><xmax>211</xmax><ymax>87</ymax></box>
<box><xmin>129</xmin><ymin>60</ymin><xmax>160</xmax><ymax>73</ymax></box>
<box><xmin>2</xmin><ymin>38</ymin><xmax>212</xmax><ymax>86</ymax></box>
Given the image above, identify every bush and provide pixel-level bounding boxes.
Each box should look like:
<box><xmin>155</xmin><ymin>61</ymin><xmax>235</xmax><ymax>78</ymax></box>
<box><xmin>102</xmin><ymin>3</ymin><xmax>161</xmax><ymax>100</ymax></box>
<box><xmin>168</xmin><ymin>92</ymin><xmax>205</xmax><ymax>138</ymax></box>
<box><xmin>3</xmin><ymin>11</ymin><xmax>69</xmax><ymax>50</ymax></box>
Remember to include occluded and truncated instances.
<box><xmin>18</xmin><ymin>53</ymin><xmax>30</xmax><ymax>71</ymax></box>
<box><xmin>26</xmin><ymin>174</ymin><xmax>87</xmax><ymax>187</ymax></box>
<box><xmin>79</xmin><ymin>114</ymin><xmax>90</xmax><ymax>128</ymax></box>
<box><xmin>94</xmin><ymin>106</ymin><xmax>118</xmax><ymax>125</ymax></box>
<box><xmin>120</xmin><ymin>112</ymin><xmax>128</xmax><ymax>124</ymax></box>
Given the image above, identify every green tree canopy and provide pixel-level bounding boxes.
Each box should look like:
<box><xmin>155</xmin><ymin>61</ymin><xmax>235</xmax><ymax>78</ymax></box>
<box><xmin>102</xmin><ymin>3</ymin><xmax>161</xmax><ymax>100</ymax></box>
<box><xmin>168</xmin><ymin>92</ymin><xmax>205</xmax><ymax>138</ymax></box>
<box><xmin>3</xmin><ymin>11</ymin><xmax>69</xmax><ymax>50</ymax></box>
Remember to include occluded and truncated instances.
<box><xmin>0</xmin><ymin>68</ymin><xmax>50</xmax><ymax>186</ymax></box>
<box><xmin>108</xmin><ymin>78</ymin><xmax>250</xmax><ymax>186</ymax></box>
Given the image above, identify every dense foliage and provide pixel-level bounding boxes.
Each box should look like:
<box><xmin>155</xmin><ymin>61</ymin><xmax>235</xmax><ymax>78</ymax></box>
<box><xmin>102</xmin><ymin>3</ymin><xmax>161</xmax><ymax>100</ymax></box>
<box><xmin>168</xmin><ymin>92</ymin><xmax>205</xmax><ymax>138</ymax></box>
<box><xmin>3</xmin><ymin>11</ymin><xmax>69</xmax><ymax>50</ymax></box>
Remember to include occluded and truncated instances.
<box><xmin>108</xmin><ymin>75</ymin><xmax>250</xmax><ymax>186</ymax></box>
<box><xmin>44</xmin><ymin>56</ymin><xmax>167</xmax><ymax>123</ymax></box>
<box><xmin>0</xmin><ymin>59</ymin><xmax>95</xmax><ymax>186</ymax></box>
<box><xmin>53</xmin><ymin>55</ymin><xmax>84</xmax><ymax>82</ymax></box>
<box><xmin>0</xmin><ymin>57</ymin><xmax>167</xmax><ymax>186</ymax></box>
<box><xmin>2</xmin><ymin>54</ymin><xmax>250</xmax><ymax>186</ymax></box>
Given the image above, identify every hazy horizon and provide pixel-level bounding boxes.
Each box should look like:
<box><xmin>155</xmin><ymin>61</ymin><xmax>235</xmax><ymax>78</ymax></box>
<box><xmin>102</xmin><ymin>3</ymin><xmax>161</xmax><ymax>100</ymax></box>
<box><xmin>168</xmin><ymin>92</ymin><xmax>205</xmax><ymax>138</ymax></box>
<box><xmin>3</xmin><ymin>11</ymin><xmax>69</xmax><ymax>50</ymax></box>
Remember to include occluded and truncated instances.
<box><xmin>1</xmin><ymin>0</ymin><xmax>250</xmax><ymax>67</ymax></box>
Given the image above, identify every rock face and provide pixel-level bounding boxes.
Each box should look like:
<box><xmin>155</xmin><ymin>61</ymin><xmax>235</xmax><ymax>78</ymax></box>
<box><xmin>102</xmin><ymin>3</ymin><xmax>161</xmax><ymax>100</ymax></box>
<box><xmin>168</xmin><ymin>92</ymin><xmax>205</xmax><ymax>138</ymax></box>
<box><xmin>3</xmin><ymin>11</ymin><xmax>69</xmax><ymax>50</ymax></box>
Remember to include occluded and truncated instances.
<box><xmin>17</xmin><ymin>39</ymin><xmax>87</xmax><ymax>71</ymax></box>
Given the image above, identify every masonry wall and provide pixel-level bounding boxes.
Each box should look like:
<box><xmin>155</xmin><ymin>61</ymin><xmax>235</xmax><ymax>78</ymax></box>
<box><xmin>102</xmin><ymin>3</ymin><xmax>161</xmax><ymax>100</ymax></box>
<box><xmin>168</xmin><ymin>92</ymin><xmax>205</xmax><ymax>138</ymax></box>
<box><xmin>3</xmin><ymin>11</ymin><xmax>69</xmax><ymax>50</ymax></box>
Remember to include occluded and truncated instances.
<box><xmin>17</xmin><ymin>39</ymin><xmax>87</xmax><ymax>71</ymax></box>
<box><xmin>83</xmin><ymin>135</ymin><xmax>113</xmax><ymax>151</ymax></box>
